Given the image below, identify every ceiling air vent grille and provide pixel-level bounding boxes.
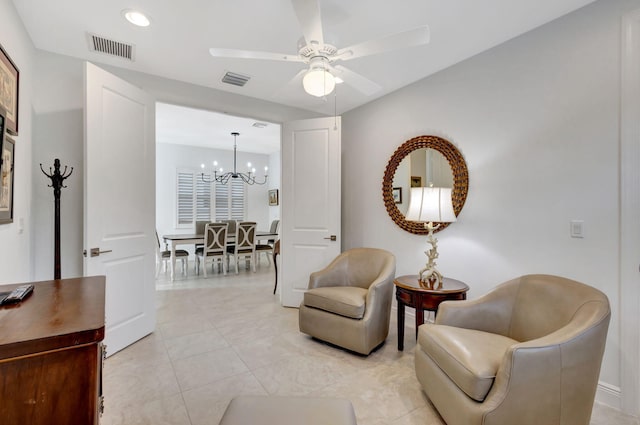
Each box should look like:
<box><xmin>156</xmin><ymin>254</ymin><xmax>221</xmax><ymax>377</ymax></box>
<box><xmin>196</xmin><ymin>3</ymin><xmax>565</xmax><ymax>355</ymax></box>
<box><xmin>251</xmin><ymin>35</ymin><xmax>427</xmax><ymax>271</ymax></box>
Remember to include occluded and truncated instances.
<box><xmin>222</xmin><ymin>71</ymin><xmax>250</xmax><ymax>87</ymax></box>
<box><xmin>88</xmin><ymin>33</ymin><xmax>135</xmax><ymax>61</ymax></box>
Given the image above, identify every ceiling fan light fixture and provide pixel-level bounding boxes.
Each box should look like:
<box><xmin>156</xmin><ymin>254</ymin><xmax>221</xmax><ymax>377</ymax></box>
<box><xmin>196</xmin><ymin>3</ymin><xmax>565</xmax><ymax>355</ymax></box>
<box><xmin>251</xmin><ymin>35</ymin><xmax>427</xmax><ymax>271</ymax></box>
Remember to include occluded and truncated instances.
<box><xmin>303</xmin><ymin>68</ymin><xmax>335</xmax><ymax>97</ymax></box>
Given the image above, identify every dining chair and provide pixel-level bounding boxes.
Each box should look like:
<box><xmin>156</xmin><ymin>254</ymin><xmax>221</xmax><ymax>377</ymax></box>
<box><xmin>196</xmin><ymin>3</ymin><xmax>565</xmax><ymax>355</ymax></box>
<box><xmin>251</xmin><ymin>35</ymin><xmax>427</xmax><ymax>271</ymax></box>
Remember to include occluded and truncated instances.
<box><xmin>268</xmin><ymin>219</ymin><xmax>280</xmax><ymax>246</ymax></box>
<box><xmin>195</xmin><ymin>222</ymin><xmax>228</xmax><ymax>277</ymax></box>
<box><xmin>226</xmin><ymin>221</ymin><xmax>257</xmax><ymax>273</ymax></box>
<box><xmin>155</xmin><ymin>231</ymin><xmax>189</xmax><ymax>278</ymax></box>
<box><xmin>220</xmin><ymin>220</ymin><xmax>237</xmax><ymax>239</ymax></box>
<box><xmin>255</xmin><ymin>219</ymin><xmax>280</xmax><ymax>265</ymax></box>
<box><xmin>194</xmin><ymin>220</ymin><xmax>210</xmax><ymax>251</ymax></box>
<box><xmin>255</xmin><ymin>241</ymin><xmax>273</xmax><ymax>266</ymax></box>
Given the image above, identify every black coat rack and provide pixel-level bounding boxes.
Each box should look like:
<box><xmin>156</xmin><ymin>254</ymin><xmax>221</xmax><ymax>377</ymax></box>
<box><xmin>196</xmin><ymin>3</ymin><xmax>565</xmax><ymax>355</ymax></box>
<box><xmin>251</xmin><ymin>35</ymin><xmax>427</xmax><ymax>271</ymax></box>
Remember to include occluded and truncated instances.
<box><xmin>40</xmin><ymin>159</ymin><xmax>73</xmax><ymax>280</ymax></box>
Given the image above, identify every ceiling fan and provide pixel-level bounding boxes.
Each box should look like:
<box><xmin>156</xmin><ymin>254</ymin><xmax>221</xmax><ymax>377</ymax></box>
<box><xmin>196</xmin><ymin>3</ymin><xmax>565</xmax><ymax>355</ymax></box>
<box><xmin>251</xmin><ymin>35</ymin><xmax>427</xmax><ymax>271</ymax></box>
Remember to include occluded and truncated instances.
<box><xmin>209</xmin><ymin>0</ymin><xmax>430</xmax><ymax>97</ymax></box>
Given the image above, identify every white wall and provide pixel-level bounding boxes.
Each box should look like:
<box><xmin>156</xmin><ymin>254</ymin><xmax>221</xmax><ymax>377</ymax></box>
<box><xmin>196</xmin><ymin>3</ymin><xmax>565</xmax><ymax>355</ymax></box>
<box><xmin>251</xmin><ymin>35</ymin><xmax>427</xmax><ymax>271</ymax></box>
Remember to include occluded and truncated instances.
<box><xmin>0</xmin><ymin>0</ymin><xmax>35</xmax><ymax>284</ymax></box>
<box><xmin>342</xmin><ymin>0</ymin><xmax>634</xmax><ymax>409</ymax></box>
<box><xmin>156</xmin><ymin>142</ymin><xmax>275</xmax><ymax>250</ymax></box>
<box><xmin>268</xmin><ymin>151</ymin><xmax>281</xmax><ymax>225</ymax></box>
<box><xmin>31</xmin><ymin>51</ymin><xmax>84</xmax><ymax>280</ymax></box>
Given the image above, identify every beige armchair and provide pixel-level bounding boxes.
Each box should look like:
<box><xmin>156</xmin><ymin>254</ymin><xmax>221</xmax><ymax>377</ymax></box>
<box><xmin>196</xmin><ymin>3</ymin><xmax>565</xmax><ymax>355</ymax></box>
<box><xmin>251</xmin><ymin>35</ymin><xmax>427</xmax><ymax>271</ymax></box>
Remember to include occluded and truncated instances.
<box><xmin>299</xmin><ymin>248</ymin><xmax>396</xmax><ymax>355</ymax></box>
<box><xmin>415</xmin><ymin>274</ymin><xmax>610</xmax><ymax>425</ymax></box>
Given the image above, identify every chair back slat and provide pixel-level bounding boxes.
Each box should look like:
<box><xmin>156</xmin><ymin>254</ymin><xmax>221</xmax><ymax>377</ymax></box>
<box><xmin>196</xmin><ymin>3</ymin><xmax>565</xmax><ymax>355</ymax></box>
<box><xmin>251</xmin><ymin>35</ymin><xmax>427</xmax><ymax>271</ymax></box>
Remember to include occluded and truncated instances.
<box><xmin>205</xmin><ymin>223</ymin><xmax>228</xmax><ymax>254</ymax></box>
<box><xmin>236</xmin><ymin>222</ymin><xmax>256</xmax><ymax>251</ymax></box>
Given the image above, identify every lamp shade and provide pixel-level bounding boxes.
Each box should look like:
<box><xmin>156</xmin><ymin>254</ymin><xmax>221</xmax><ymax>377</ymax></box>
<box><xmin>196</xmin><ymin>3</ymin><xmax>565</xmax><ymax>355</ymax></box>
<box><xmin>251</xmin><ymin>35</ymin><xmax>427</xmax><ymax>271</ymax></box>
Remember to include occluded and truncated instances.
<box><xmin>303</xmin><ymin>68</ymin><xmax>336</xmax><ymax>97</ymax></box>
<box><xmin>405</xmin><ymin>187</ymin><xmax>456</xmax><ymax>223</ymax></box>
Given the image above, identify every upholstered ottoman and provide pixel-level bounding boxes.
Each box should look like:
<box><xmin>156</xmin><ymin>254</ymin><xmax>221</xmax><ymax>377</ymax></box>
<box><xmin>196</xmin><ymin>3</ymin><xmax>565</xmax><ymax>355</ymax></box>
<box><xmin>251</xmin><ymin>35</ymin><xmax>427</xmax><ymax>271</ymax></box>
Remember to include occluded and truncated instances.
<box><xmin>219</xmin><ymin>395</ymin><xmax>357</xmax><ymax>425</ymax></box>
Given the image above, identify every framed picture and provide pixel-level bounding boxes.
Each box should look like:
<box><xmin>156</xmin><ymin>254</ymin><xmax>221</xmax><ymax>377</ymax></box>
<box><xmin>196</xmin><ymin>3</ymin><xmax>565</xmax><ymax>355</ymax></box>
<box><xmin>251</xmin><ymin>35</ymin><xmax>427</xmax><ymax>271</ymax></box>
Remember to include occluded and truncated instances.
<box><xmin>410</xmin><ymin>176</ymin><xmax>422</xmax><ymax>187</ymax></box>
<box><xmin>268</xmin><ymin>189</ymin><xmax>279</xmax><ymax>206</ymax></box>
<box><xmin>0</xmin><ymin>44</ymin><xmax>18</xmax><ymax>135</ymax></box>
<box><xmin>392</xmin><ymin>187</ymin><xmax>402</xmax><ymax>204</ymax></box>
<box><xmin>0</xmin><ymin>136</ymin><xmax>15</xmax><ymax>224</ymax></box>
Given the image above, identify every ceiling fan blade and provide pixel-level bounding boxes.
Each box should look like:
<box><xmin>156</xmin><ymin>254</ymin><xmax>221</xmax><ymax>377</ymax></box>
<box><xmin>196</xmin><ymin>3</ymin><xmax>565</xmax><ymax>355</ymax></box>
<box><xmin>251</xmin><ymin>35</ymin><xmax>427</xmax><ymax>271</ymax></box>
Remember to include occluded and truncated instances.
<box><xmin>283</xmin><ymin>68</ymin><xmax>308</xmax><ymax>90</ymax></box>
<box><xmin>335</xmin><ymin>25</ymin><xmax>430</xmax><ymax>61</ymax></box>
<box><xmin>331</xmin><ymin>65</ymin><xmax>382</xmax><ymax>96</ymax></box>
<box><xmin>290</xmin><ymin>0</ymin><xmax>324</xmax><ymax>47</ymax></box>
<box><xmin>209</xmin><ymin>48</ymin><xmax>304</xmax><ymax>63</ymax></box>
<box><xmin>271</xmin><ymin>68</ymin><xmax>308</xmax><ymax>99</ymax></box>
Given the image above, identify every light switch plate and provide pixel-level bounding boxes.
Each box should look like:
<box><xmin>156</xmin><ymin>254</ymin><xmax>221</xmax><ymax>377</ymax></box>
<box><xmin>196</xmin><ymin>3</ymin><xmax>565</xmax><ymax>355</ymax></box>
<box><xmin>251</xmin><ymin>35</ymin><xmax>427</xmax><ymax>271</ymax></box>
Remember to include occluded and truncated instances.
<box><xmin>570</xmin><ymin>220</ymin><xmax>584</xmax><ymax>238</ymax></box>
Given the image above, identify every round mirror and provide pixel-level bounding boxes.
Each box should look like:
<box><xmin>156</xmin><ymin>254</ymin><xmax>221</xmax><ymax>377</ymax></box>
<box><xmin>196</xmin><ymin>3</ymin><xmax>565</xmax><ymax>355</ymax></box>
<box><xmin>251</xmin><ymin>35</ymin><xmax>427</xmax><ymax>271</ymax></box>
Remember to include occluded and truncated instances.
<box><xmin>382</xmin><ymin>135</ymin><xmax>469</xmax><ymax>234</ymax></box>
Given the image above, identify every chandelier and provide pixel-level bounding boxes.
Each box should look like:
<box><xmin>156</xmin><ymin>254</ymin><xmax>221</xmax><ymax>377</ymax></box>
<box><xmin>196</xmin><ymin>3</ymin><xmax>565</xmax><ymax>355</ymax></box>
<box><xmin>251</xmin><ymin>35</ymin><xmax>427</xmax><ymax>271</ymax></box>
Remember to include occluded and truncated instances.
<box><xmin>201</xmin><ymin>132</ymin><xmax>268</xmax><ymax>185</ymax></box>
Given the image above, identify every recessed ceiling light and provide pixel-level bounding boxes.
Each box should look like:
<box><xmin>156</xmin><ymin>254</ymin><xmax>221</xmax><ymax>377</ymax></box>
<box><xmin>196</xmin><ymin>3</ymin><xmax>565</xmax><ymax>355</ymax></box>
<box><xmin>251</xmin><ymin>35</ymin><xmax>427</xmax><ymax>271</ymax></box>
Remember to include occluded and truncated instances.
<box><xmin>122</xmin><ymin>9</ymin><xmax>151</xmax><ymax>27</ymax></box>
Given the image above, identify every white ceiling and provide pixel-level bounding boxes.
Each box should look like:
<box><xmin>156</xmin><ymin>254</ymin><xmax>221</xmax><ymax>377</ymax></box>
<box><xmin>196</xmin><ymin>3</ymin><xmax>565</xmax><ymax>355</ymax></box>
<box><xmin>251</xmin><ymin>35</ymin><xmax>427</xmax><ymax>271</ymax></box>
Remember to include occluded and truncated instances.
<box><xmin>13</xmin><ymin>0</ymin><xmax>597</xmax><ymax>117</ymax></box>
<box><xmin>156</xmin><ymin>103</ymin><xmax>281</xmax><ymax>154</ymax></box>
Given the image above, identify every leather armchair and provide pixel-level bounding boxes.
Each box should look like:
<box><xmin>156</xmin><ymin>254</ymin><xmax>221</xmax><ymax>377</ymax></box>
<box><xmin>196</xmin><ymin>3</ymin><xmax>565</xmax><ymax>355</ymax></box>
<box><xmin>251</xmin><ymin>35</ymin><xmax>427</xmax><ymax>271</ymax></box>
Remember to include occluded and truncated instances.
<box><xmin>299</xmin><ymin>248</ymin><xmax>396</xmax><ymax>355</ymax></box>
<box><xmin>415</xmin><ymin>274</ymin><xmax>610</xmax><ymax>425</ymax></box>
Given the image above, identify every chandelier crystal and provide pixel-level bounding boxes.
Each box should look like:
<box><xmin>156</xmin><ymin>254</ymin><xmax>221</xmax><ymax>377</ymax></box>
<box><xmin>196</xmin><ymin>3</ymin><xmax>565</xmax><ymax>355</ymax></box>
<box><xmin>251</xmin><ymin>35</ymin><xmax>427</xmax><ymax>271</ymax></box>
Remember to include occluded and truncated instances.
<box><xmin>201</xmin><ymin>132</ymin><xmax>268</xmax><ymax>185</ymax></box>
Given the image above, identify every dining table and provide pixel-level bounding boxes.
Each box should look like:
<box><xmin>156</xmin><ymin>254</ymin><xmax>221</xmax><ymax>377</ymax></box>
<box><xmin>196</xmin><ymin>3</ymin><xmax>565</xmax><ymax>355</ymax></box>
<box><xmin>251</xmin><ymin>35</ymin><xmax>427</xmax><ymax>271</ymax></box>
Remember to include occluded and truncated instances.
<box><xmin>162</xmin><ymin>231</ymin><xmax>278</xmax><ymax>280</ymax></box>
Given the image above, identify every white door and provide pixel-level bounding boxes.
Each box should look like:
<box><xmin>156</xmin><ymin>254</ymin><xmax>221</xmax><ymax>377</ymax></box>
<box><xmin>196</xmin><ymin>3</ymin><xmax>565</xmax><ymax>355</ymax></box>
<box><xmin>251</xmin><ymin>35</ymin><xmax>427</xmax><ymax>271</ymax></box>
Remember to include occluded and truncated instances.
<box><xmin>280</xmin><ymin>117</ymin><xmax>341</xmax><ymax>307</ymax></box>
<box><xmin>83</xmin><ymin>62</ymin><xmax>156</xmax><ymax>356</ymax></box>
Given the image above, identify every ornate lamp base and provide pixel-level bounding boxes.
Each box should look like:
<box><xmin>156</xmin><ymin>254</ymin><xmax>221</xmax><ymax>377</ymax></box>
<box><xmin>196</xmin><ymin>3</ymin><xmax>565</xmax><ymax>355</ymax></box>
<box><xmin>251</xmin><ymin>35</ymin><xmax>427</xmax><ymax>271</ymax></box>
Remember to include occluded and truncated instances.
<box><xmin>417</xmin><ymin>221</ymin><xmax>443</xmax><ymax>289</ymax></box>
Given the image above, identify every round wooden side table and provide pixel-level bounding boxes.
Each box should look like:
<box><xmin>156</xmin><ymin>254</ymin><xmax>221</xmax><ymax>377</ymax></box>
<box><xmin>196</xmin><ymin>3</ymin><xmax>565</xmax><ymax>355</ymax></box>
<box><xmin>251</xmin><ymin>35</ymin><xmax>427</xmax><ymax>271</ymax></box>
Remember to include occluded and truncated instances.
<box><xmin>394</xmin><ymin>274</ymin><xmax>469</xmax><ymax>351</ymax></box>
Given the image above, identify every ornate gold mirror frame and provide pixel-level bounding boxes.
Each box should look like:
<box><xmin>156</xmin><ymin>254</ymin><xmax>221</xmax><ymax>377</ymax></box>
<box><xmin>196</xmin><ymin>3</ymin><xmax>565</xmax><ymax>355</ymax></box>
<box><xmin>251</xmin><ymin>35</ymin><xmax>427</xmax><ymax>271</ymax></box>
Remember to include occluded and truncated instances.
<box><xmin>382</xmin><ymin>135</ymin><xmax>469</xmax><ymax>234</ymax></box>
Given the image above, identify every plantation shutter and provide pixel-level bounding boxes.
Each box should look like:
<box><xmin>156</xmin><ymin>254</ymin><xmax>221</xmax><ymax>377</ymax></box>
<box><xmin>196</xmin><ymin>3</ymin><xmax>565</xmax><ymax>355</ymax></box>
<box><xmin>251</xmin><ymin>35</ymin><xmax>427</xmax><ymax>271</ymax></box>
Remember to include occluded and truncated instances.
<box><xmin>177</xmin><ymin>172</ymin><xmax>194</xmax><ymax>225</ymax></box>
<box><xmin>214</xmin><ymin>182</ymin><xmax>229</xmax><ymax>222</ymax></box>
<box><xmin>214</xmin><ymin>179</ymin><xmax>246</xmax><ymax>221</ymax></box>
<box><xmin>196</xmin><ymin>177</ymin><xmax>211</xmax><ymax>221</ymax></box>
<box><xmin>230</xmin><ymin>179</ymin><xmax>245</xmax><ymax>220</ymax></box>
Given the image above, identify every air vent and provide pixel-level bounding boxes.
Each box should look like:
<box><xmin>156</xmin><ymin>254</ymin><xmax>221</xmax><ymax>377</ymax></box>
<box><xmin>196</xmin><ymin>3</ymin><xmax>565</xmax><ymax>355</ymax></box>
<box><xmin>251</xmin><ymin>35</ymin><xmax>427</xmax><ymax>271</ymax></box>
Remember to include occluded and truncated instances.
<box><xmin>87</xmin><ymin>33</ymin><xmax>135</xmax><ymax>61</ymax></box>
<box><xmin>252</xmin><ymin>122</ymin><xmax>268</xmax><ymax>128</ymax></box>
<box><xmin>222</xmin><ymin>71</ymin><xmax>250</xmax><ymax>87</ymax></box>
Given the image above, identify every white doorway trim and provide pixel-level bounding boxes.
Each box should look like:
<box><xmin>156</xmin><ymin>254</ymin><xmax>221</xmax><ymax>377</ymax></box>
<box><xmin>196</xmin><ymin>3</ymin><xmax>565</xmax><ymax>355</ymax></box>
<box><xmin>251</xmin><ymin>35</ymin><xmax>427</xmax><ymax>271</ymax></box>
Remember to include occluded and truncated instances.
<box><xmin>619</xmin><ymin>8</ymin><xmax>640</xmax><ymax>416</ymax></box>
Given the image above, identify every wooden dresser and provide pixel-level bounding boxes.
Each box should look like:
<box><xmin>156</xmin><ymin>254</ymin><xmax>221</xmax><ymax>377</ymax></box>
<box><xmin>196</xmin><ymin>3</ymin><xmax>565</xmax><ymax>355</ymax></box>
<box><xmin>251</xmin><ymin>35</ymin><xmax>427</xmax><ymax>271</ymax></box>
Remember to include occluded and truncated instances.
<box><xmin>0</xmin><ymin>276</ymin><xmax>106</xmax><ymax>425</ymax></box>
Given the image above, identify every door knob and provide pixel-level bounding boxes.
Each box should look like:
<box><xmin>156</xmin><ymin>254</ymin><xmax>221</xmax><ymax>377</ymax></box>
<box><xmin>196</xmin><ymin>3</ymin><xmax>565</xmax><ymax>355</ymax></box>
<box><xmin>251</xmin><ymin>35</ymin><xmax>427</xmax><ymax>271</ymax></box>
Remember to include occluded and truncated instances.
<box><xmin>90</xmin><ymin>248</ymin><xmax>113</xmax><ymax>257</ymax></box>
<box><xmin>324</xmin><ymin>235</ymin><xmax>337</xmax><ymax>241</ymax></box>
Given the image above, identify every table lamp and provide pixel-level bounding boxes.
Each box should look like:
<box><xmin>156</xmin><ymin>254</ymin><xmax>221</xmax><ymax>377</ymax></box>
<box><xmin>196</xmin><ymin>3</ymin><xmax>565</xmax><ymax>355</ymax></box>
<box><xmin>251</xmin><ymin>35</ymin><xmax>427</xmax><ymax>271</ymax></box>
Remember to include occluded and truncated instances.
<box><xmin>405</xmin><ymin>186</ymin><xmax>456</xmax><ymax>288</ymax></box>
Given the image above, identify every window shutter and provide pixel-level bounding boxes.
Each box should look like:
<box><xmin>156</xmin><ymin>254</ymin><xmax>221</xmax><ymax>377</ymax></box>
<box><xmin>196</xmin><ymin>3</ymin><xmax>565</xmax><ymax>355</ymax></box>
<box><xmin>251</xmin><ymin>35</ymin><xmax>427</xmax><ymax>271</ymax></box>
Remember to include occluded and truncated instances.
<box><xmin>214</xmin><ymin>179</ymin><xmax>245</xmax><ymax>221</ymax></box>
<box><xmin>230</xmin><ymin>179</ymin><xmax>245</xmax><ymax>220</ymax></box>
<box><xmin>177</xmin><ymin>172</ymin><xmax>194</xmax><ymax>225</ymax></box>
<box><xmin>196</xmin><ymin>176</ymin><xmax>211</xmax><ymax>221</ymax></box>
<box><xmin>214</xmin><ymin>182</ymin><xmax>229</xmax><ymax>222</ymax></box>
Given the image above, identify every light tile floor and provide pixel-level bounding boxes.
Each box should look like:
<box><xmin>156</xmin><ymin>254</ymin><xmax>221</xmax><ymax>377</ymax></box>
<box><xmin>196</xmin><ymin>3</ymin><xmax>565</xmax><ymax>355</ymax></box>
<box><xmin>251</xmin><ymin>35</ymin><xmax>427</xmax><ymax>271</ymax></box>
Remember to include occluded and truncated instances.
<box><xmin>101</xmin><ymin>262</ymin><xmax>638</xmax><ymax>425</ymax></box>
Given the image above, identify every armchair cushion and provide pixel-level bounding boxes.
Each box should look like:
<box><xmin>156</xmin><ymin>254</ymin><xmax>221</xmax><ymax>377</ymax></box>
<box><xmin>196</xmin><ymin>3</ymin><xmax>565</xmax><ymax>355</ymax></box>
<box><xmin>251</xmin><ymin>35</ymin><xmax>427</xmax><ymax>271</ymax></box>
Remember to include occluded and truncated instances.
<box><xmin>419</xmin><ymin>325</ymin><xmax>518</xmax><ymax>402</ymax></box>
<box><xmin>304</xmin><ymin>286</ymin><xmax>368</xmax><ymax>319</ymax></box>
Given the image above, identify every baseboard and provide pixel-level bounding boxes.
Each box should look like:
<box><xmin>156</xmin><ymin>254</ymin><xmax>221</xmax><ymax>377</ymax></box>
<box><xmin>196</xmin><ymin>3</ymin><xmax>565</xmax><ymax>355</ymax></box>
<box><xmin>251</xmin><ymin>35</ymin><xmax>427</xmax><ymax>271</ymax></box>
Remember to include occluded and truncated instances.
<box><xmin>596</xmin><ymin>381</ymin><xmax>622</xmax><ymax>410</ymax></box>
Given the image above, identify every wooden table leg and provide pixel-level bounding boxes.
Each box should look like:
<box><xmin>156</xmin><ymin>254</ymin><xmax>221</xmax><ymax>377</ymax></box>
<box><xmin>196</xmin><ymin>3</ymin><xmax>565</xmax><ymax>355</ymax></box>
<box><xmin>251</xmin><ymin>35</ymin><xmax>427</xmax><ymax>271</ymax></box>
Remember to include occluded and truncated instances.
<box><xmin>397</xmin><ymin>298</ymin><xmax>405</xmax><ymax>351</ymax></box>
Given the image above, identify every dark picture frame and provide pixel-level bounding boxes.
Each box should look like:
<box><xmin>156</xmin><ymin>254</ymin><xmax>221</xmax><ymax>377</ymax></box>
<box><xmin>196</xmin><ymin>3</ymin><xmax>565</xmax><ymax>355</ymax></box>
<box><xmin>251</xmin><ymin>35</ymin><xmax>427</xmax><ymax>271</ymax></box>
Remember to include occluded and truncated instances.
<box><xmin>410</xmin><ymin>176</ymin><xmax>422</xmax><ymax>188</ymax></box>
<box><xmin>0</xmin><ymin>44</ymin><xmax>19</xmax><ymax>135</ymax></box>
<box><xmin>0</xmin><ymin>106</ymin><xmax>5</xmax><ymax>178</ymax></box>
<box><xmin>0</xmin><ymin>136</ymin><xmax>15</xmax><ymax>224</ymax></box>
<box><xmin>268</xmin><ymin>189</ymin><xmax>279</xmax><ymax>206</ymax></box>
<box><xmin>392</xmin><ymin>187</ymin><xmax>402</xmax><ymax>204</ymax></box>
